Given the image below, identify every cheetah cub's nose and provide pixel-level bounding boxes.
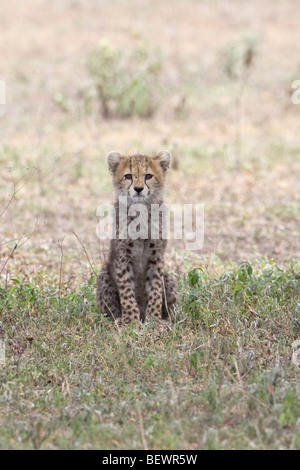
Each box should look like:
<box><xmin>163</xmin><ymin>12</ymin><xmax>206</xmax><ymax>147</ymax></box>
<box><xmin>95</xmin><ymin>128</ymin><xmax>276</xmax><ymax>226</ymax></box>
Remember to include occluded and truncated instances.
<box><xmin>134</xmin><ymin>187</ymin><xmax>144</xmax><ymax>194</ymax></box>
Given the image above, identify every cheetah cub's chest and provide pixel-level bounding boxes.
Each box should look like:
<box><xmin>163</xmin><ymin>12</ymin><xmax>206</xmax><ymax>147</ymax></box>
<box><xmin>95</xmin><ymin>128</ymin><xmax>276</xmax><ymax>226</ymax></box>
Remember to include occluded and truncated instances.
<box><xmin>131</xmin><ymin>240</ymin><xmax>146</xmax><ymax>273</ymax></box>
<box><xmin>131</xmin><ymin>240</ymin><xmax>154</xmax><ymax>276</ymax></box>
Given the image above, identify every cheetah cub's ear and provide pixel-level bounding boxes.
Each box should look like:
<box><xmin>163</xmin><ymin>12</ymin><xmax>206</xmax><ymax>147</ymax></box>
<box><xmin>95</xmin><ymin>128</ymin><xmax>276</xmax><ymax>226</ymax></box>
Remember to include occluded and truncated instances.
<box><xmin>156</xmin><ymin>150</ymin><xmax>171</xmax><ymax>172</ymax></box>
<box><xmin>107</xmin><ymin>151</ymin><xmax>121</xmax><ymax>175</ymax></box>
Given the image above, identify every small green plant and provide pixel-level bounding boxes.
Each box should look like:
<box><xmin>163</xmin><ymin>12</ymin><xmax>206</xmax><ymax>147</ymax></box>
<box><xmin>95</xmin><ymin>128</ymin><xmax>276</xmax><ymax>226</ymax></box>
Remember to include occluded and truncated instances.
<box><xmin>218</xmin><ymin>32</ymin><xmax>260</xmax><ymax>156</ymax></box>
<box><xmin>87</xmin><ymin>39</ymin><xmax>161</xmax><ymax>118</ymax></box>
<box><xmin>220</xmin><ymin>33</ymin><xmax>259</xmax><ymax>80</ymax></box>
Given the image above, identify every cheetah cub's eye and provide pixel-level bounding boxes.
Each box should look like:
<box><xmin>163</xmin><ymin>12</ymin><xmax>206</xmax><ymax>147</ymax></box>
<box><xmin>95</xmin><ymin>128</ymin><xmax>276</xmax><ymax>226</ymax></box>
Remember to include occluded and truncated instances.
<box><xmin>145</xmin><ymin>174</ymin><xmax>153</xmax><ymax>180</ymax></box>
<box><xmin>124</xmin><ymin>174</ymin><xmax>132</xmax><ymax>180</ymax></box>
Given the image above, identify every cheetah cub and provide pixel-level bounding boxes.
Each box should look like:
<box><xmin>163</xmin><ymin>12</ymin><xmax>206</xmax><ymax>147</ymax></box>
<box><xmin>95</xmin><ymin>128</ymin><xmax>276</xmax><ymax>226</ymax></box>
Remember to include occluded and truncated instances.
<box><xmin>97</xmin><ymin>150</ymin><xmax>177</xmax><ymax>324</ymax></box>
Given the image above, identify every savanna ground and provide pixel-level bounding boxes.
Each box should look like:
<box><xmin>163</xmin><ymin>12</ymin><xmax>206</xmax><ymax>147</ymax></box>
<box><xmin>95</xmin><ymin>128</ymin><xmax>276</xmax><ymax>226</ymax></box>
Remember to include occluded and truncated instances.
<box><xmin>0</xmin><ymin>0</ymin><xmax>300</xmax><ymax>450</ymax></box>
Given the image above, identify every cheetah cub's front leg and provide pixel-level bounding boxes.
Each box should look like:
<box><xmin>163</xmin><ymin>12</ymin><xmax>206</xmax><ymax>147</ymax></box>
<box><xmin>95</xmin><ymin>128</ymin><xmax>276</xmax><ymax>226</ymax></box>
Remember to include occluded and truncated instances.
<box><xmin>114</xmin><ymin>249</ymin><xmax>140</xmax><ymax>324</ymax></box>
<box><xmin>145</xmin><ymin>251</ymin><xmax>164</xmax><ymax>320</ymax></box>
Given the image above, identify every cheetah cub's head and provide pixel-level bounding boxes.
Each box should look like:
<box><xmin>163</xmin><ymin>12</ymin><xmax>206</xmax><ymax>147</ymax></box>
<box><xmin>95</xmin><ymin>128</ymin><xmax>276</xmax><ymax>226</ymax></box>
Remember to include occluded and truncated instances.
<box><xmin>106</xmin><ymin>151</ymin><xmax>171</xmax><ymax>203</ymax></box>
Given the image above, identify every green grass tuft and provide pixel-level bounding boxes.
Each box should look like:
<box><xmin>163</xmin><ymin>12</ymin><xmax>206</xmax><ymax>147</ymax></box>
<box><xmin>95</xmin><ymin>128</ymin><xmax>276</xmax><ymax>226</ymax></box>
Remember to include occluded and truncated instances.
<box><xmin>1</xmin><ymin>260</ymin><xmax>299</xmax><ymax>449</ymax></box>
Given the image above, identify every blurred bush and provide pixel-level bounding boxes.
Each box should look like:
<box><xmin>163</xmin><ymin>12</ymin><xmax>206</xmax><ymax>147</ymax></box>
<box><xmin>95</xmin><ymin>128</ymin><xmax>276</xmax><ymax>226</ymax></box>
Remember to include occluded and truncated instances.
<box><xmin>87</xmin><ymin>39</ymin><xmax>162</xmax><ymax>118</ymax></box>
<box><xmin>219</xmin><ymin>33</ymin><xmax>259</xmax><ymax>80</ymax></box>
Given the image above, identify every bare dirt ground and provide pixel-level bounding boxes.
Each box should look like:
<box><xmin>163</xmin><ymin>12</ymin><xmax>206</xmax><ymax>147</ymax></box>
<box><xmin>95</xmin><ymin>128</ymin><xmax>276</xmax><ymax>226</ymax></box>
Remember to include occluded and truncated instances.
<box><xmin>1</xmin><ymin>0</ymin><xmax>300</xmax><ymax>285</ymax></box>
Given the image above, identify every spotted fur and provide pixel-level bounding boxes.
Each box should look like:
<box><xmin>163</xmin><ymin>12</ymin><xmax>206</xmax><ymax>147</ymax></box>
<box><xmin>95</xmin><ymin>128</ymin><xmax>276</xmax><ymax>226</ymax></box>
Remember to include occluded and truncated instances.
<box><xmin>97</xmin><ymin>151</ymin><xmax>177</xmax><ymax>324</ymax></box>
